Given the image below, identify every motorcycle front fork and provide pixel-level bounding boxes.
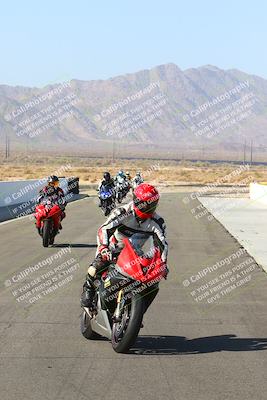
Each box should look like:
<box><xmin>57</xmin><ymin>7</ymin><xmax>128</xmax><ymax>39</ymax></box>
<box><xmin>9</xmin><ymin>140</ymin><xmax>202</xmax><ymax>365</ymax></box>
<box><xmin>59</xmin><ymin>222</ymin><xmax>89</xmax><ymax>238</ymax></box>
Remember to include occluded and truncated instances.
<box><xmin>113</xmin><ymin>289</ymin><xmax>124</xmax><ymax>323</ymax></box>
<box><xmin>112</xmin><ymin>285</ymin><xmax>159</xmax><ymax>322</ymax></box>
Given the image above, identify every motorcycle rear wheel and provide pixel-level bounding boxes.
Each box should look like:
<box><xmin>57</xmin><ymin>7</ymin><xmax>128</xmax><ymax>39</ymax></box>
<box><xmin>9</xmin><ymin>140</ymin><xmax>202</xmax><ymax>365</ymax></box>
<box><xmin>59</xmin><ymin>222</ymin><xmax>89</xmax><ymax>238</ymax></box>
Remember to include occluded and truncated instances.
<box><xmin>111</xmin><ymin>294</ymin><xmax>144</xmax><ymax>353</ymax></box>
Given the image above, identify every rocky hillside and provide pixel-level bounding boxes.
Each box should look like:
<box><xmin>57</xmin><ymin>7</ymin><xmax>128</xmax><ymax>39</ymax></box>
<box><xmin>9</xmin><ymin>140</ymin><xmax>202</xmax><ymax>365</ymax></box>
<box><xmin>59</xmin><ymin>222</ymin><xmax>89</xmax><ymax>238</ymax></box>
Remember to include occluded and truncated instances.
<box><xmin>1</xmin><ymin>63</ymin><xmax>267</xmax><ymax>157</ymax></box>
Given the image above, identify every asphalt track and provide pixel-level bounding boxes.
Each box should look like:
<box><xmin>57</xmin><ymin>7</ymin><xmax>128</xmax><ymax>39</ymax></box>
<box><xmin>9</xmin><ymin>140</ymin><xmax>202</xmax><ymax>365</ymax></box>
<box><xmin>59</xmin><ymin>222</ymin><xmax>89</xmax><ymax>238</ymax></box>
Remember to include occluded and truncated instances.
<box><xmin>0</xmin><ymin>193</ymin><xmax>267</xmax><ymax>400</ymax></box>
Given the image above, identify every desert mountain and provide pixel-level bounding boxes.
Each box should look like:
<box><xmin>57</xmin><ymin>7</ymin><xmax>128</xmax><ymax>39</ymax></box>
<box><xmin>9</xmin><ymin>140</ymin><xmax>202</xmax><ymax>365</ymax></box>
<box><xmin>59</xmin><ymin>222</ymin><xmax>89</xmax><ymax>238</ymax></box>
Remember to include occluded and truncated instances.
<box><xmin>1</xmin><ymin>63</ymin><xmax>267</xmax><ymax>158</ymax></box>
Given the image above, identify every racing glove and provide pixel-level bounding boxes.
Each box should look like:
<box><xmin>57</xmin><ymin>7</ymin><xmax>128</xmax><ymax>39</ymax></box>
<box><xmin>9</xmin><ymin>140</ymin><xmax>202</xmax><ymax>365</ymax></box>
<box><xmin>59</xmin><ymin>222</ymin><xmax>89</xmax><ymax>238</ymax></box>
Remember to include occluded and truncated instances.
<box><xmin>99</xmin><ymin>245</ymin><xmax>113</xmax><ymax>261</ymax></box>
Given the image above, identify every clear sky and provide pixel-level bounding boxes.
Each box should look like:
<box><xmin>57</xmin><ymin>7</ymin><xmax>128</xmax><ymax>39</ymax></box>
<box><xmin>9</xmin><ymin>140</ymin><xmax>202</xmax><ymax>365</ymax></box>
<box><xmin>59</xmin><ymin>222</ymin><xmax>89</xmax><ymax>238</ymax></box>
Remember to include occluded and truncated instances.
<box><xmin>0</xmin><ymin>0</ymin><xmax>266</xmax><ymax>87</ymax></box>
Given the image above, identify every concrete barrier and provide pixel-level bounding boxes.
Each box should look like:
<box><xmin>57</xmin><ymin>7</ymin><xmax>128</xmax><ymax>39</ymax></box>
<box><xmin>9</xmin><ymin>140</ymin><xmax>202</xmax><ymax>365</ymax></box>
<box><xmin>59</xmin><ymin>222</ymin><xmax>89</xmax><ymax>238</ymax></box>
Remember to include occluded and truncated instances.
<box><xmin>0</xmin><ymin>178</ymin><xmax>69</xmax><ymax>207</ymax></box>
<box><xmin>249</xmin><ymin>182</ymin><xmax>267</xmax><ymax>205</ymax></box>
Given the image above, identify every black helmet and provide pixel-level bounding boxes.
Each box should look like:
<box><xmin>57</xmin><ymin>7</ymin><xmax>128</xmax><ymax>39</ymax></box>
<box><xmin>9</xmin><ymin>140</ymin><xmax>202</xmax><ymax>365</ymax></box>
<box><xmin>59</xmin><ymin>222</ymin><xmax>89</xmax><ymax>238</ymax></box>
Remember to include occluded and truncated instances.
<box><xmin>47</xmin><ymin>175</ymin><xmax>59</xmax><ymax>186</ymax></box>
<box><xmin>103</xmin><ymin>172</ymin><xmax>111</xmax><ymax>181</ymax></box>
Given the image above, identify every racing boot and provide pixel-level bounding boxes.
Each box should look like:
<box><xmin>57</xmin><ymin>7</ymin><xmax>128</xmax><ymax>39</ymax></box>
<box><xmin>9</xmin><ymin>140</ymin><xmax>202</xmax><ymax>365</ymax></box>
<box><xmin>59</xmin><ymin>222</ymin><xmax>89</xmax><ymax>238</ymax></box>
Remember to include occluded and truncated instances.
<box><xmin>80</xmin><ymin>255</ymin><xmax>110</xmax><ymax>308</ymax></box>
<box><xmin>80</xmin><ymin>273</ymin><xmax>96</xmax><ymax>309</ymax></box>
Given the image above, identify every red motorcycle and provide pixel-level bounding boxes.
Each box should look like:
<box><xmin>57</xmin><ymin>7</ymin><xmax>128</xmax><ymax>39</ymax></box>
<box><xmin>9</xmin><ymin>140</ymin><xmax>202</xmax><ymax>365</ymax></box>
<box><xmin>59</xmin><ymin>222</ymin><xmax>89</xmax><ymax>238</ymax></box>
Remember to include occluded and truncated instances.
<box><xmin>81</xmin><ymin>232</ymin><xmax>168</xmax><ymax>353</ymax></box>
<box><xmin>35</xmin><ymin>200</ymin><xmax>63</xmax><ymax>247</ymax></box>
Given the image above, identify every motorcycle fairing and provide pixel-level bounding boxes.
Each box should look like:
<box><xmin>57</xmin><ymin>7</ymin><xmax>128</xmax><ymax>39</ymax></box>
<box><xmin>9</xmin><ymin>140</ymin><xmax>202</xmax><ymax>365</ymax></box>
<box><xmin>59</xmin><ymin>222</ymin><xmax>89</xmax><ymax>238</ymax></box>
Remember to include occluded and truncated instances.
<box><xmin>116</xmin><ymin>238</ymin><xmax>166</xmax><ymax>283</ymax></box>
<box><xmin>35</xmin><ymin>203</ymin><xmax>62</xmax><ymax>229</ymax></box>
<box><xmin>89</xmin><ymin>296</ymin><xmax>112</xmax><ymax>339</ymax></box>
<box><xmin>100</xmin><ymin>188</ymin><xmax>114</xmax><ymax>199</ymax></box>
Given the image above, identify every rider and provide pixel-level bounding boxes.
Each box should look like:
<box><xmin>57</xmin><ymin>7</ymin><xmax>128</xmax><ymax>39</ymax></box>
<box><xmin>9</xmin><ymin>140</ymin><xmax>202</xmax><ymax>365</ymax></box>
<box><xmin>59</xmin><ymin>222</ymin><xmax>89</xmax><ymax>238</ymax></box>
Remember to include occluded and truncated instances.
<box><xmin>133</xmin><ymin>171</ymin><xmax>144</xmax><ymax>188</ymax></box>
<box><xmin>114</xmin><ymin>169</ymin><xmax>129</xmax><ymax>196</ymax></box>
<box><xmin>114</xmin><ymin>170</ymin><xmax>127</xmax><ymax>184</ymax></box>
<box><xmin>36</xmin><ymin>175</ymin><xmax>66</xmax><ymax>231</ymax></box>
<box><xmin>97</xmin><ymin>172</ymin><xmax>115</xmax><ymax>206</ymax></box>
<box><xmin>125</xmin><ymin>171</ymin><xmax>132</xmax><ymax>191</ymax></box>
<box><xmin>81</xmin><ymin>183</ymin><xmax>168</xmax><ymax>311</ymax></box>
<box><xmin>125</xmin><ymin>171</ymin><xmax>132</xmax><ymax>181</ymax></box>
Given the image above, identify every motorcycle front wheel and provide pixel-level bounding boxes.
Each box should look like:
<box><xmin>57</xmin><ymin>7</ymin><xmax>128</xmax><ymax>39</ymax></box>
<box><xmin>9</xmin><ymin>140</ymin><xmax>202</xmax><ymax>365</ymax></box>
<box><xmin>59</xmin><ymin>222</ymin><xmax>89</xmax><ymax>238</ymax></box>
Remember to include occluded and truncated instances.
<box><xmin>111</xmin><ymin>294</ymin><xmax>144</xmax><ymax>353</ymax></box>
<box><xmin>42</xmin><ymin>219</ymin><xmax>52</xmax><ymax>247</ymax></box>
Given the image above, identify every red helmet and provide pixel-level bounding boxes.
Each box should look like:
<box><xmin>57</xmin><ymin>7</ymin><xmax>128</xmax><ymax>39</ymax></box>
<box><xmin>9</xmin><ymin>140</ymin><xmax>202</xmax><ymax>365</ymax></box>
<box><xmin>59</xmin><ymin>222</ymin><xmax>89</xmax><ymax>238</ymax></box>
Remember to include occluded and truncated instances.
<box><xmin>133</xmin><ymin>183</ymin><xmax>160</xmax><ymax>219</ymax></box>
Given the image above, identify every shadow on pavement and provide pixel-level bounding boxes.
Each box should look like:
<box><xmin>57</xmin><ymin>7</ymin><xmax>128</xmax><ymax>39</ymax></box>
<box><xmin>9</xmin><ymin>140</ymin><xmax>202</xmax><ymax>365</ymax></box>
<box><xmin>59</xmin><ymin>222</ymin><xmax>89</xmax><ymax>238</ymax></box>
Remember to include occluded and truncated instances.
<box><xmin>52</xmin><ymin>243</ymin><xmax>98</xmax><ymax>248</ymax></box>
<box><xmin>131</xmin><ymin>335</ymin><xmax>267</xmax><ymax>355</ymax></box>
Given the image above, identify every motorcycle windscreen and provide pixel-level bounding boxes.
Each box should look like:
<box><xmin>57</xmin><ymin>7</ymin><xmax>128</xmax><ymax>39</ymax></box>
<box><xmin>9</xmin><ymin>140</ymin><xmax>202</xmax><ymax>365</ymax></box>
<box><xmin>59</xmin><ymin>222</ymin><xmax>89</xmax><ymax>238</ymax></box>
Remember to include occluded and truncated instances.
<box><xmin>129</xmin><ymin>233</ymin><xmax>155</xmax><ymax>258</ymax></box>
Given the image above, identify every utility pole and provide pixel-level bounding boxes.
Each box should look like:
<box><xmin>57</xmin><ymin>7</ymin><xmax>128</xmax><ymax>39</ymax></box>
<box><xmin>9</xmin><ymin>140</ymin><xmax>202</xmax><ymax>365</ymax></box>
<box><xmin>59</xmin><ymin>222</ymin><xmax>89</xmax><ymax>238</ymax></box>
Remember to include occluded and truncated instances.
<box><xmin>112</xmin><ymin>139</ymin><xmax>115</xmax><ymax>163</ymax></box>
<box><xmin>250</xmin><ymin>140</ymin><xmax>253</xmax><ymax>166</ymax></box>
<box><xmin>26</xmin><ymin>134</ymin><xmax>29</xmax><ymax>163</ymax></box>
<box><xmin>5</xmin><ymin>133</ymin><xmax>10</xmax><ymax>160</ymax></box>
<box><xmin>243</xmin><ymin>140</ymin><xmax>246</xmax><ymax>165</ymax></box>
